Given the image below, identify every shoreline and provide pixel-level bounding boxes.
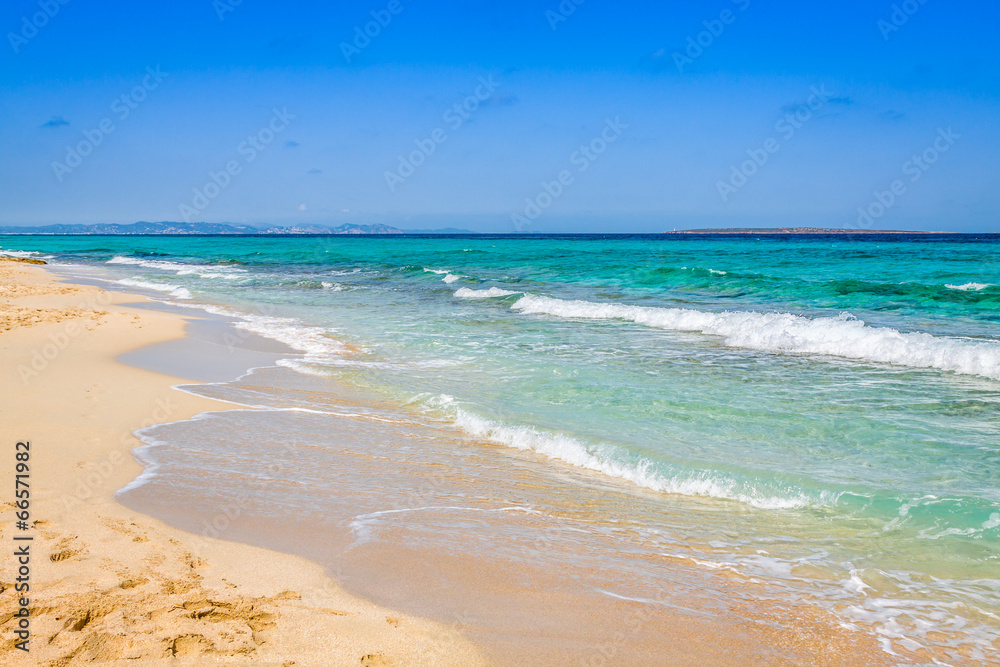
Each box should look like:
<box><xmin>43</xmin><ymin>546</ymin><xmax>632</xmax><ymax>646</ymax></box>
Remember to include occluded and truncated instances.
<box><xmin>0</xmin><ymin>259</ymin><xmax>899</xmax><ymax>665</ymax></box>
<box><xmin>0</xmin><ymin>259</ymin><xmax>486</xmax><ymax>665</ymax></box>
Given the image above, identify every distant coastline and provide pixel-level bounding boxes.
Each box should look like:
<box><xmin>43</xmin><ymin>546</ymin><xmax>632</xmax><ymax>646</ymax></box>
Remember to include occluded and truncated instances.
<box><xmin>0</xmin><ymin>221</ymin><xmax>476</xmax><ymax>236</ymax></box>
<box><xmin>664</xmin><ymin>227</ymin><xmax>947</xmax><ymax>235</ymax></box>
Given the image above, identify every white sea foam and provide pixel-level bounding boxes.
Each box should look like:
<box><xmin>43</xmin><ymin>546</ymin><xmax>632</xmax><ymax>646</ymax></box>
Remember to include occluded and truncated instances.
<box><xmin>452</xmin><ymin>408</ymin><xmax>818</xmax><ymax>509</ymax></box>
<box><xmin>845</xmin><ymin>569</ymin><xmax>872</xmax><ymax>595</ymax></box>
<box><xmin>230</xmin><ymin>315</ymin><xmax>345</xmax><ymax>364</ymax></box>
<box><xmin>946</xmin><ymin>282</ymin><xmax>991</xmax><ymax>291</ymax></box>
<box><xmin>117</xmin><ymin>278</ymin><xmax>192</xmax><ymax>299</ymax></box>
<box><xmin>453</xmin><ymin>287</ymin><xmax>520</xmax><ymax>299</ymax></box>
<box><xmin>348</xmin><ymin>505</ymin><xmax>539</xmax><ymax>546</ymax></box>
<box><xmin>842</xmin><ymin>592</ymin><xmax>1000</xmax><ymax>660</ymax></box>
<box><xmin>114</xmin><ymin>441</ymin><xmax>164</xmax><ymax>496</ymax></box>
<box><xmin>510</xmin><ymin>294</ymin><xmax>1000</xmax><ymax>381</ymax></box>
<box><xmin>107</xmin><ymin>256</ymin><xmax>245</xmax><ymax>279</ymax></box>
<box><xmin>916</xmin><ymin>511</ymin><xmax>1000</xmax><ymax>540</ymax></box>
<box><xmin>117</xmin><ymin>411</ymin><xmax>244</xmax><ymax>494</ymax></box>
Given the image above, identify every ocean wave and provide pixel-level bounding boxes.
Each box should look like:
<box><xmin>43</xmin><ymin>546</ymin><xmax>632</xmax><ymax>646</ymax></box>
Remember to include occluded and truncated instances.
<box><xmin>677</xmin><ymin>266</ymin><xmax>731</xmax><ymax>277</ymax></box>
<box><xmin>826</xmin><ymin>279</ymin><xmax>1000</xmax><ymax>303</ymax></box>
<box><xmin>510</xmin><ymin>294</ymin><xmax>1000</xmax><ymax>381</ymax></box>
<box><xmin>290</xmin><ymin>279</ymin><xmax>346</xmax><ymax>291</ymax></box>
<box><xmin>424</xmin><ymin>268</ymin><xmax>463</xmax><ymax>283</ymax></box>
<box><xmin>454</xmin><ymin>287</ymin><xmax>521</xmax><ymax>299</ymax></box>
<box><xmin>182</xmin><ymin>303</ymin><xmax>348</xmax><ymax>371</ymax></box>
<box><xmin>0</xmin><ymin>249</ymin><xmax>53</xmax><ymax>259</ymax></box>
<box><xmin>107</xmin><ymin>256</ymin><xmax>246</xmax><ymax>280</ymax></box>
<box><xmin>452</xmin><ymin>408</ymin><xmax>824</xmax><ymax>510</ymax></box>
<box><xmin>229</xmin><ymin>315</ymin><xmax>345</xmax><ymax>364</ymax></box>
<box><xmin>117</xmin><ymin>278</ymin><xmax>192</xmax><ymax>299</ymax></box>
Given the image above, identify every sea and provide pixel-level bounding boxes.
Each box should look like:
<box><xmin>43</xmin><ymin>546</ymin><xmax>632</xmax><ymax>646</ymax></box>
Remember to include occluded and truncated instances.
<box><xmin>4</xmin><ymin>233</ymin><xmax>999</xmax><ymax>663</ymax></box>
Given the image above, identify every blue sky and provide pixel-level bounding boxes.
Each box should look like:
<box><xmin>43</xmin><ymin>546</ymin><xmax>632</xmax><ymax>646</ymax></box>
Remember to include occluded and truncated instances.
<box><xmin>1</xmin><ymin>0</ymin><xmax>997</xmax><ymax>232</ymax></box>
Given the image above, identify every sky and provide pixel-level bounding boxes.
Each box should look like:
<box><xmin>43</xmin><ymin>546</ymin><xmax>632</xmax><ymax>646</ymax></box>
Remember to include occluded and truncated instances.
<box><xmin>1</xmin><ymin>0</ymin><xmax>998</xmax><ymax>233</ymax></box>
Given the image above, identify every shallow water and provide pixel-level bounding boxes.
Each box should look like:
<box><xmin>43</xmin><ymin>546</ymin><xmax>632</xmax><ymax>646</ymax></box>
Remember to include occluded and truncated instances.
<box><xmin>6</xmin><ymin>233</ymin><xmax>999</xmax><ymax>663</ymax></box>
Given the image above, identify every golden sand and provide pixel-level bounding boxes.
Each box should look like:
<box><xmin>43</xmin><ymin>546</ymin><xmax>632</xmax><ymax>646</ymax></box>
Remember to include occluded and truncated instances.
<box><xmin>0</xmin><ymin>260</ymin><xmax>486</xmax><ymax>665</ymax></box>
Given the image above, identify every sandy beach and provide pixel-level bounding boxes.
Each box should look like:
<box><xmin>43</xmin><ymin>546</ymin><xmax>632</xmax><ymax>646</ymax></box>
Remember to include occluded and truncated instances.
<box><xmin>0</xmin><ymin>258</ymin><xmax>902</xmax><ymax>666</ymax></box>
<box><xmin>0</xmin><ymin>258</ymin><xmax>487</xmax><ymax>666</ymax></box>
<box><xmin>5</xmin><ymin>2</ymin><xmax>998</xmax><ymax>662</ymax></box>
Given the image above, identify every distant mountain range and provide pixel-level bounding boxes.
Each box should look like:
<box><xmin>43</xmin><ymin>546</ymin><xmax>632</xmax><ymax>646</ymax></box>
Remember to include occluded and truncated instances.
<box><xmin>0</xmin><ymin>222</ymin><xmax>477</xmax><ymax>235</ymax></box>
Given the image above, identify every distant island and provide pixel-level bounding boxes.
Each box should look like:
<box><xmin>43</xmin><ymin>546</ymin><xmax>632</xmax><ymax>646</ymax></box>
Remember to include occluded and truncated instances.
<box><xmin>665</xmin><ymin>227</ymin><xmax>945</xmax><ymax>235</ymax></box>
<box><xmin>0</xmin><ymin>222</ymin><xmax>477</xmax><ymax>235</ymax></box>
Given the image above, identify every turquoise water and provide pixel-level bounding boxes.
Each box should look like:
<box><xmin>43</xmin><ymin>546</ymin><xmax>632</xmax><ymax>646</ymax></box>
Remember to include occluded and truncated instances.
<box><xmin>5</xmin><ymin>233</ymin><xmax>999</xmax><ymax>661</ymax></box>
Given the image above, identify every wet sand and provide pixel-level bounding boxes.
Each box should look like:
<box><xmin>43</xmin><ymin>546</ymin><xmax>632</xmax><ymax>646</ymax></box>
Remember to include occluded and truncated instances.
<box><xmin>118</xmin><ymin>369</ymin><xmax>894</xmax><ymax>666</ymax></box>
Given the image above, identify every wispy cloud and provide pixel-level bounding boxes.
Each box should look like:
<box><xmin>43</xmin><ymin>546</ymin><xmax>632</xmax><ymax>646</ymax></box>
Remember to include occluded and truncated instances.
<box><xmin>781</xmin><ymin>96</ymin><xmax>853</xmax><ymax>115</ymax></box>
<box><xmin>481</xmin><ymin>93</ymin><xmax>518</xmax><ymax>107</ymax></box>
<box><xmin>41</xmin><ymin>115</ymin><xmax>69</xmax><ymax>128</ymax></box>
